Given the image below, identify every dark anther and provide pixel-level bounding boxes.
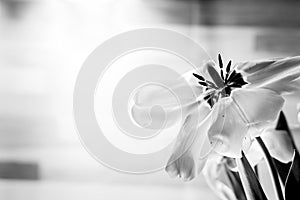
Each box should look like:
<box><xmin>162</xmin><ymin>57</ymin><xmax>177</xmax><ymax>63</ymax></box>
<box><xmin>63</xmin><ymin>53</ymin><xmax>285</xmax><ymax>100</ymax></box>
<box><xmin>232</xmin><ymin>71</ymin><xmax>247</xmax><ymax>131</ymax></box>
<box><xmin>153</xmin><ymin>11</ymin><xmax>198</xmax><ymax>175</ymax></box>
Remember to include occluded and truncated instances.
<box><xmin>226</xmin><ymin>70</ymin><xmax>237</xmax><ymax>83</ymax></box>
<box><xmin>221</xmin><ymin>71</ymin><xmax>225</xmax><ymax>81</ymax></box>
<box><xmin>192</xmin><ymin>55</ymin><xmax>247</xmax><ymax>106</ymax></box>
<box><xmin>198</xmin><ymin>81</ymin><xmax>208</xmax><ymax>87</ymax></box>
<box><xmin>226</xmin><ymin>60</ymin><xmax>231</xmax><ymax>73</ymax></box>
<box><xmin>225</xmin><ymin>60</ymin><xmax>232</xmax><ymax>82</ymax></box>
<box><xmin>218</xmin><ymin>54</ymin><xmax>223</xmax><ymax>69</ymax></box>
<box><xmin>193</xmin><ymin>73</ymin><xmax>205</xmax><ymax>81</ymax></box>
<box><xmin>218</xmin><ymin>54</ymin><xmax>225</xmax><ymax>80</ymax></box>
<box><xmin>224</xmin><ymin>87</ymin><xmax>231</xmax><ymax>96</ymax></box>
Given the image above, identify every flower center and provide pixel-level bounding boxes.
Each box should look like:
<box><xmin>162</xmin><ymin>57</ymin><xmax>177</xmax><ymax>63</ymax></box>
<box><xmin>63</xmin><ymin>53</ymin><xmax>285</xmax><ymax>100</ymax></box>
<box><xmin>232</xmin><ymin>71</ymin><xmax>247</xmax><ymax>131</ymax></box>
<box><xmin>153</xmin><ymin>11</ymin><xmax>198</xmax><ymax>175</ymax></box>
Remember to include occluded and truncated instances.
<box><xmin>193</xmin><ymin>54</ymin><xmax>247</xmax><ymax>107</ymax></box>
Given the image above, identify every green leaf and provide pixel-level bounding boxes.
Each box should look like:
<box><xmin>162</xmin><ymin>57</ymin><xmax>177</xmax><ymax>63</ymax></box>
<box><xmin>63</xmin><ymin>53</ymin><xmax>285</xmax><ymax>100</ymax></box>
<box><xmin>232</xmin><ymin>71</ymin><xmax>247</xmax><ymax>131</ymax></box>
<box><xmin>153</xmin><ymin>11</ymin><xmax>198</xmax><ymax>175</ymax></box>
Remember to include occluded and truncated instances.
<box><xmin>285</xmin><ymin>150</ymin><xmax>300</xmax><ymax>200</ymax></box>
<box><xmin>273</xmin><ymin>111</ymin><xmax>300</xmax><ymax>200</ymax></box>
<box><xmin>224</xmin><ymin>165</ymin><xmax>247</xmax><ymax>200</ymax></box>
<box><xmin>256</xmin><ymin>137</ymin><xmax>284</xmax><ymax>200</ymax></box>
<box><xmin>273</xmin><ymin>111</ymin><xmax>295</xmax><ymax>184</ymax></box>
<box><xmin>236</xmin><ymin>152</ymin><xmax>268</xmax><ymax>200</ymax></box>
<box><xmin>272</xmin><ymin>157</ymin><xmax>292</xmax><ymax>184</ymax></box>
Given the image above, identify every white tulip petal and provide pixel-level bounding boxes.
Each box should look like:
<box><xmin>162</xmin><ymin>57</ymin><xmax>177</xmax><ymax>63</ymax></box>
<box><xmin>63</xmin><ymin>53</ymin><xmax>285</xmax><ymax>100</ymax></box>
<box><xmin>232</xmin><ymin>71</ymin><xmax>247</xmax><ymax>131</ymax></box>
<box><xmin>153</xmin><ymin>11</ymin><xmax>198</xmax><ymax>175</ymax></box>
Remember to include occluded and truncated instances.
<box><xmin>231</xmin><ymin>88</ymin><xmax>284</xmax><ymax>132</ymax></box>
<box><xmin>236</xmin><ymin>60</ymin><xmax>276</xmax><ymax>75</ymax></box>
<box><xmin>165</xmin><ymin>103</ymin><xmax>211</xmax><ymax>181</ymax></box>
<box><xmin>261</xmin><ymin>74</ymin><xmax>300</xmax><ymax>94</ymax></box>
<box><xmin>131</xmin><ymin>101</ymin><xmax>198</xmax><ymax>130</ymax></box>
<box><xmin>237</xmin><ymin>56</ymin><xmax>300</xmax><ymax>94</ymax></box>
<box><xmin>207</xmin><ymin>98</ymin><xmax>249</xmax><ymax>158</ymax></box>
<box><xmin>133</xmin><ymin>80</ymin><xmax>201</xmax><ymax>106</ymax></box>
<box><xmin>237</xmin><ymin>56</ymin><xmax>300</xmax><ymax>82</ymax></box>
<box><xmin>131</xmin><ymin>77</ymin><xmax>202</xmax><ymax>129</ymax></box>
<box><xmin>246</xmin><ymin>140</ymin><xmax>264</xmax><ymax>167</ymax></box>
<box><xmin>291</xmin><ymin>126</ymin><xmax>300</xmax><ymax>151</ymax></box>
<box><xmin>208</xmin><ymin>88</ymin><xmax>284</xmax><ymax>157</ymax></box>
<box><xmin>261</xmin><ymin>128</ymin><xmax>294</xmax><ymax>163</ymax></box>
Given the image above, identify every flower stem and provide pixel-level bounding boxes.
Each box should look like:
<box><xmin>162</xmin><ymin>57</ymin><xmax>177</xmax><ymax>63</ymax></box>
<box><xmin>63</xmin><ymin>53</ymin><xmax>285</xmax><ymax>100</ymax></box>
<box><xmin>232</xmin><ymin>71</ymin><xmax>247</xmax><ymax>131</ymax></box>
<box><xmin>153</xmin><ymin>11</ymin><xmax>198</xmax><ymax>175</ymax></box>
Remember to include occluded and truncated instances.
<box><xmin>256</xmin><ymin>137</ymin><xmax>284</xmax><ymax>200</ymax></box>
<box><xmin>254</xmin><ymin>165</ymin><xmax>259</xmax><ymax>179</ymax></box>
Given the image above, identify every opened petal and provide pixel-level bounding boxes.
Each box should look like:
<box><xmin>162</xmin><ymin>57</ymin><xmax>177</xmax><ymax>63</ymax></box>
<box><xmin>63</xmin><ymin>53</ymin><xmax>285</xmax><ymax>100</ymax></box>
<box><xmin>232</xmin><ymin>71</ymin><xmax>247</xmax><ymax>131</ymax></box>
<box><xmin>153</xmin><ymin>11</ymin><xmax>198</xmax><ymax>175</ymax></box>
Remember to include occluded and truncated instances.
<box><xmin>231</xmin><ymin>88</ymin><xmax>284</xmax><ymax>133</ymax></box>
<box><xmin>165</xmin><ymin>103</ymin><xmax>211</xmax><ymax>181</ymax></box>
<box><xmin>207</xmin><ymin>97</ymin><xmax>250</xmax><ymax>158</ymax></box>
<box><xmin>246</xmin><ymin>140</ymin><xmax>264</xmax><ymax>166</ymax></box>
<box><xmin>261</xmin><ymin>74</ymin><xmax>300</xmax><ymax>94</ymax></box>
<box><xmin>237</xmin><ymin>56</ymin><xmax>300</xmax><ymax>94</ymax></box>
<box><xmin>291</xmin><ymin>126</ymin><xmax>300</xmax><ymax>151</ymax></box>
<box><xmin>261</xmin><ymin>128</ymin><xmax>294</xmax><ymax>163</ymax></box>
<box><xmin>208</xmin><ymin>88</ymin><xmax>283</xmax><ymax>158</ymax></box>
<box><xmin>131</xmin><ymin>76</ymin><xmax>202</xmax><ymax>129</ymax></box>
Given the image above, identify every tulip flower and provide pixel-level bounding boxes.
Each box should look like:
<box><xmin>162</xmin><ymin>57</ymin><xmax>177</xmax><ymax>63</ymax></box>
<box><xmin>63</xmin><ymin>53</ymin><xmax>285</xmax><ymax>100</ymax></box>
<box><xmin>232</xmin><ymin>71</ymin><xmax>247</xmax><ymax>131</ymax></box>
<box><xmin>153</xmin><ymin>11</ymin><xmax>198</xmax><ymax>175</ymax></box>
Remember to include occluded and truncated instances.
<box><xmin>131</xmin><ymin>55</ymin><xmax>300</xmax><ymax>181</ymax></box>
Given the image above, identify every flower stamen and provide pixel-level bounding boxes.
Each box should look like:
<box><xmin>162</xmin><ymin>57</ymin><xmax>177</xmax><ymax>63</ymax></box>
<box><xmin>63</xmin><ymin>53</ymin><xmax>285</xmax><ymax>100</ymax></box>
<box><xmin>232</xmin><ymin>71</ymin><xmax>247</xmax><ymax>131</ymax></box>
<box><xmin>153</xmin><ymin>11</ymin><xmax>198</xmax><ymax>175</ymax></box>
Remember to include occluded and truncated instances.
<box><xmin>193</xmin><ymin>54</ymin><xmax>248</xmax><ymax>107</ymax></box>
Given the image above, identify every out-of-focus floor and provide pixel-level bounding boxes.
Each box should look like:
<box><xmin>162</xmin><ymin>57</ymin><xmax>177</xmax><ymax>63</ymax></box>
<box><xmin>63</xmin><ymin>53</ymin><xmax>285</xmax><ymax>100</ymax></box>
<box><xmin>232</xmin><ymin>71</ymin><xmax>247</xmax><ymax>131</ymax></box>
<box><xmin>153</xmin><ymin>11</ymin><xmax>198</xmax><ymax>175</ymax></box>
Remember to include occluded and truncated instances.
<box><xmin>0</xmin><ymin>0</ymin><xmax>300</xmax><ymax>200</ymax></box>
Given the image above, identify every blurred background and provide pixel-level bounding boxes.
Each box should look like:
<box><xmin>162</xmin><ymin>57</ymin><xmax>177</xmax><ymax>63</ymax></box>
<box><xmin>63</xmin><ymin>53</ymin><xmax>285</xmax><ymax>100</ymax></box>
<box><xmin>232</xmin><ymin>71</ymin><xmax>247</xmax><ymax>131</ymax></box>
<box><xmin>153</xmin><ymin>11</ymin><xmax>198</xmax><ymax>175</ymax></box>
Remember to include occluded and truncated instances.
<box><xmin>0</xmin><ymin>0</ymin><xmax>300</xmax><ymax>199</ymax></box>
